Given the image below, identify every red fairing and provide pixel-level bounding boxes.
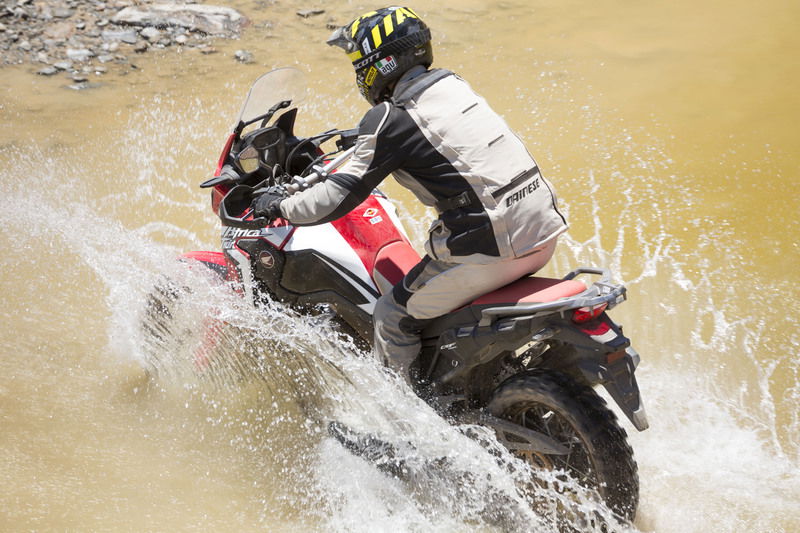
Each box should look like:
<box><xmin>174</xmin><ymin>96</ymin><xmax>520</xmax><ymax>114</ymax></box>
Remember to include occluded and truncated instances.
<box><xmin>179</xmin><ymin>250</ymin><xmax>226</xmax><ymax>266</ymax></box>
<box><xmin>210</xmin><ymin>133</ymin><xmax>237</xmax><ymax>216</ymax></box>
<box><xmin>211</xmin><ymin>184</ymin><xmax>230</xmax><ymax>216</ymax></box>
<box><xmin>176</xmin><ymin>250</ymin><xmax>233</xmax><ymax>369</ymax></box>
<box><xmin>178</xmin><ymin>251</ymin><xmax>238</xmax><ymax>283</ymax></box>
<box><xmin>215</xmin><ymin>133</ymin><xmax>236</xmax><ymax>177</ymax></box>
<box><xmin>330</xmin><ymin>195</ymin><xmax>418</xmax><ymax>283</ymax></box>
<box><xmin>374</xmin><ymin>241</ymin><xmax>421</xmax><ymax>289</ymax></box>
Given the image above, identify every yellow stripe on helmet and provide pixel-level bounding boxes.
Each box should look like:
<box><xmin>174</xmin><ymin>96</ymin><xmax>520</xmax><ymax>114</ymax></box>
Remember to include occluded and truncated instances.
<box><xmin>350</xmin><ymin>10</ymin><xmax>378</xmax><ymax>38</ymax></box>
<box><xmin>383</xmin><ymin>12</ymin><xmax>394</xmax><ymax>36</ymax></box>
<box><xmin>371</xmin><ymin>25</ymin><xmax>383</xmax><ymax>49</ymax></box>
<box><xmin>394</xmin><ymin>7</ymin><xmax>419</xmax><ymax>25</ymax></box>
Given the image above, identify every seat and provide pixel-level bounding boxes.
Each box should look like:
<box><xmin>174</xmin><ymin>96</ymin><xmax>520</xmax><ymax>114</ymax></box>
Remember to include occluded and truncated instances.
<box><xmin>471</xmin><ymin>276</ymin><xmax>587</xmax><ymax>306</ymax></box>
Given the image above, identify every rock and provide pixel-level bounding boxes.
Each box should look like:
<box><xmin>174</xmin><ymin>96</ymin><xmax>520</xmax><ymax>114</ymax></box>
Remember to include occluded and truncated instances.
<box><xmin>139</xmin><ymin>26</ymin><xmax>161</xmax><ymax>42</ymax></box>
<box><xmin>234</xmin><ymin>49</ymin><xmax>254</xmax><ymax>64</ymax></box>
<box><xmin>53</xmin><ymin>8</ymin><xmax>74</xmax><ymax>19</ymax></box>
<box><xmin>43</xmin><ymin>21</ymin><xmax>74</xmax><ymax>40</ymax></box>
<box><xmin>37</xmin><ymin>66</ymin><xmax>58</xmax><ymax>76</ymax></box>
<box><xmin>66</xmin><ymin>48</ymin><xmax>93</xmax><ymax>61</ymax></box>
<box><xmin>101</xmin><ymin>29</ymin><xmax>138</xmax><ymax>44</ymax></box>
<box><xmin>297</xmin><ymin>9</ymin><xmax>325</xmax><ymax>18</ymax></box>
<box><xmin>113</xmin><ymin>4</ymin><xmax>247</xmax><ymax>35</ymax></box>
<box><xmin>70</xmin><ymin>73</ymin><xmax>89</xmax><ymax>82</ymax></box>
<box><xmin>0</xmin><ymin>0</ymin><xmax>251</xmax><ymax>72</ymax></box>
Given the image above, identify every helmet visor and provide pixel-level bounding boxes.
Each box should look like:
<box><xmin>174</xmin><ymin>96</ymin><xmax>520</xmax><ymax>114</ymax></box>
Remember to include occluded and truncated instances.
<box><xmin>326</xmin><ymin>26</ymin><xmax>357</xmax><ymax>53</ymax></box>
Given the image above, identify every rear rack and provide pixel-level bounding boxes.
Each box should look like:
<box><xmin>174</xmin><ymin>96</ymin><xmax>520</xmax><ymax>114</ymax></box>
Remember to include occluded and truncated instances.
<box><xmin>478</xmin><ymin>267</ymin><xmax>626</xmax><ymax>326</ymax></box>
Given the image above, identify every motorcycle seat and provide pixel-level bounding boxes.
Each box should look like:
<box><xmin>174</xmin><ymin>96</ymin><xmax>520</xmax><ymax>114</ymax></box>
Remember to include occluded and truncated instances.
<box><xmin>471</xmin><ymin>276</ymin><xmax>587</xmax><ymax>306</ymax></box>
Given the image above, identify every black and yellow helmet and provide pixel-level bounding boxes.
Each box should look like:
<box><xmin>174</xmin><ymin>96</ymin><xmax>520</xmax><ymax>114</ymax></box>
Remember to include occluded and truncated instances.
<box><xmin>327</xmin><ymin>6</ymin><xmax>433</xmax><ymax>105</ymax></box>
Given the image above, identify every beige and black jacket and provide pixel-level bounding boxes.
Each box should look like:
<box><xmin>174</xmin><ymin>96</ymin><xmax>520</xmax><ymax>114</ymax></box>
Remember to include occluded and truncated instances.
<box><xmin>280</xmin><ymin>67</ymin><xmax>568</xmax><ymax>264</ymax></box>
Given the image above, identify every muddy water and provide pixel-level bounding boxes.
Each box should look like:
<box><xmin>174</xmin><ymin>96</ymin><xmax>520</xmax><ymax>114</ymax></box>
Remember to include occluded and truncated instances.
<box><xmin>1</xmin><ymin>1</ymin><xmax>798</xmax><ymax>531</ymax></box>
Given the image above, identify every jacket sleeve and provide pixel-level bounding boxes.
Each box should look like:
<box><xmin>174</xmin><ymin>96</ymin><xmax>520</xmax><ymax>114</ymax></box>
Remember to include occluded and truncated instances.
<box><xmin>279</xmin><ymin>102</ymin><xmax>402</xmax><ymax>226</ymax></box>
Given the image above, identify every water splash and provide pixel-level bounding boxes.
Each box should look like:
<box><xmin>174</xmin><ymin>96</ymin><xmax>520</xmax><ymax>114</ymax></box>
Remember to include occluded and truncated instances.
<box><xmin>2</xmin><ymin>79</ymin><xmax>798</xmax><ymax>533</ymax></box>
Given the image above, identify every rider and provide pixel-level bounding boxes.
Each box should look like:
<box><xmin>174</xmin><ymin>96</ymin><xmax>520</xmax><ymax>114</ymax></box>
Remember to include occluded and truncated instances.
<box><xmin>253</xmin><ymin>6</ymin><xmax>568</xmax><ymax>384</ymax></box>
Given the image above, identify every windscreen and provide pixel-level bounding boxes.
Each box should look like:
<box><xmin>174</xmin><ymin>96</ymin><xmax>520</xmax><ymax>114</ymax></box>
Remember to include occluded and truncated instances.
<box><xmin>235</xmin><ymin>68</ymin><xmax>307</xmax><ymax>126</ymax></box>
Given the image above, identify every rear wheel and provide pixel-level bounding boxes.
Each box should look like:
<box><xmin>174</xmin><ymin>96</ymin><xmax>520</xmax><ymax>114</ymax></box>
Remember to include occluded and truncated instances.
<box><xmin>487</xmin><ymin>370</ymin><xmax>639</xmax><ymax>522</ymax></box>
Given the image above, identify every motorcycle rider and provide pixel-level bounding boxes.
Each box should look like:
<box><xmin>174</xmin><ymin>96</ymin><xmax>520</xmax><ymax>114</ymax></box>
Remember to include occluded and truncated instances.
<box><xmin>253</xmin><ymin>6</ymin><xmax>568</xmax><ymax>384</ymax></box>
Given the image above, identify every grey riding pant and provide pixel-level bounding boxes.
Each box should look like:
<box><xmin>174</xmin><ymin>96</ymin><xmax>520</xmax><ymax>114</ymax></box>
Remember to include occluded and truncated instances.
<box><xmin>373</xmin><ymin>237</ymin><xmax>558</xmax><ymax>381</ymax></box>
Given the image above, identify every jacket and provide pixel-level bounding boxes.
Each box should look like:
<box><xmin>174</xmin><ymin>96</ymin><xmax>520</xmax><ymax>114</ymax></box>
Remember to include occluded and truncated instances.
<box><xmin>279</xmin><ymin>67</ymin><xmax>568</xmax><ymax>264</ymax></box>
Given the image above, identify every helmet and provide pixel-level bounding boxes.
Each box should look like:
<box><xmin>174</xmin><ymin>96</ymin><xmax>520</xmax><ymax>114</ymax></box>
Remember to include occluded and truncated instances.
<box><xmin>327</xmin><ymin>6</ymin><xmax>433</xmax><ymax>105</ymax></box>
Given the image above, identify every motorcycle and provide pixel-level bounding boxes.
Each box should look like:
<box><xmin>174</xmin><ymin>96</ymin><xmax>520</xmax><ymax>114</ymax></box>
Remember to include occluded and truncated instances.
<box><xmin>151</xmin><ymin>68</ymin><xmax>649</xmax><ymax>521</ymax></box>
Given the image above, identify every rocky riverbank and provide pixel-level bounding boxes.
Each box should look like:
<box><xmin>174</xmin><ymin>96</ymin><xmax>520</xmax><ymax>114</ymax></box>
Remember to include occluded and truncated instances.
<box><xmin>0</xmin><ymin>0</ymin><xmax>254</xmax><ymax>87</ymax></box>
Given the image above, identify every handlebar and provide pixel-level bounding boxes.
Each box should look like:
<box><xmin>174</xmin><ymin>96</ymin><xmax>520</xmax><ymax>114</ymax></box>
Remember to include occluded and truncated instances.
<box><xmin>284</xmin><ymin>146</ymin><xmax>356</xmax><ymax>194</ymax></box>
<box><xmin>218</xmin><ymin>145</ymin><xmax>356</xmax><ymax>229</ymax></box>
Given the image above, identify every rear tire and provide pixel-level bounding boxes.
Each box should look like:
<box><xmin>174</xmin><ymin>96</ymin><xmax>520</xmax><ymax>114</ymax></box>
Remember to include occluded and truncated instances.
<box><xmin>487</xmin><ymin>370</ymin><xmax>639</xmax><ymax>521</ymax></box>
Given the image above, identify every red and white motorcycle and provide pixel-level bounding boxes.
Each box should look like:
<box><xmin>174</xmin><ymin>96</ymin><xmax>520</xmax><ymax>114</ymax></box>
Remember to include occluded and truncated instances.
<box><xmin>151</xmin><ymin>68</ymin><xmax>649</xmax><ymax>520</ymax></box>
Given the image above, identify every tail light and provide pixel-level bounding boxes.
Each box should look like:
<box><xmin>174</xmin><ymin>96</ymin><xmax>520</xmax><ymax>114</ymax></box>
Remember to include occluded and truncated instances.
<box><xmin>572</xmin><ymin>302</ymin><xmax>608</xmax><ymax>323</ymax></box>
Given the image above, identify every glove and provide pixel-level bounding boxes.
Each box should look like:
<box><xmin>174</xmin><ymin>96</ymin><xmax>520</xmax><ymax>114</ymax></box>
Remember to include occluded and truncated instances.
<box><xmin>251</xmin><ymin>185</ymin><xmax>288</xmax><ymax>222</ymax></box>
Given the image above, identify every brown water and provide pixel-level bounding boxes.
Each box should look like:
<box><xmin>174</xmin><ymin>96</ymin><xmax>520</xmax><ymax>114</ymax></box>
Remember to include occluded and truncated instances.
<box><xmin>1</xmin><ymin>1</ymin><xmax>799</xmax><ymax>531</ymax></box>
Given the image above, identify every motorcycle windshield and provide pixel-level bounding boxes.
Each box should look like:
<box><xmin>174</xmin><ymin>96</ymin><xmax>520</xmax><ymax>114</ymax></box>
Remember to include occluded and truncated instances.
<box><xmin>235</xmin><ymin>68</ymin><xmax>307</xmax><ymax>126</ymax></box>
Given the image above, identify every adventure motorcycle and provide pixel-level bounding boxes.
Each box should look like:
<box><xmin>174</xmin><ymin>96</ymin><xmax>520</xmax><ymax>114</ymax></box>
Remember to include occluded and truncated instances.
<box><xmin>150</xmin><ymin>68</ymin><xmax>649</xmax><ymax>521</ymax></box>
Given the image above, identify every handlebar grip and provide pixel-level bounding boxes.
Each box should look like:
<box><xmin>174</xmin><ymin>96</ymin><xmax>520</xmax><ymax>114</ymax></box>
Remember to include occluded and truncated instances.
<box><xmin>285</xmin><ymin>146</ymin><xmax>356</xmax><ymax>195</ymax></box>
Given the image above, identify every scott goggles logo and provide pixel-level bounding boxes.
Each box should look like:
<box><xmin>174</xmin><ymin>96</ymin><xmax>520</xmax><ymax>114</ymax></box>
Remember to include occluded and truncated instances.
<box><xmin>353</xmin><ymin>50</ymin><xmax>381</xmax><ymax>69</ymax></box>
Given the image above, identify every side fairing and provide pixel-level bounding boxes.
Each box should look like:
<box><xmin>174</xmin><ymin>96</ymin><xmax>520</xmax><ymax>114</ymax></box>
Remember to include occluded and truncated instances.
<box><xmin>222</xmin><ymin>193</ymin><xmax>414</xmax><ymax>317</ymax></box>
<box><xmin>285</xmin><ymin>223</ymin><xmax>381</xmax><ymax>314</ymax></box>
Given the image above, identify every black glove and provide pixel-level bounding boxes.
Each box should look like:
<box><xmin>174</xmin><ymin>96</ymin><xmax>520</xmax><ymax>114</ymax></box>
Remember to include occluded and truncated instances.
<box><xmin>251</xmin><ymin>185</ymin><xmax>288</xmax><ymax>221</ymax></box>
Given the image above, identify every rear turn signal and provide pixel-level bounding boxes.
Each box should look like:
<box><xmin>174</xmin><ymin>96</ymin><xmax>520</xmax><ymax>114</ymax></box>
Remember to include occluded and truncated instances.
<box><xmin>572</xmin><ymin>303</ymin><xmax>608</xmax><ymax>323</ymax></box>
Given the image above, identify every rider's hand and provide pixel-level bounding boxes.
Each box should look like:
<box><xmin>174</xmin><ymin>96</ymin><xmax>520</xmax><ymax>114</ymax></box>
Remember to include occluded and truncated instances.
<box><xmin>251</xmin><ymin>185</ymin><xmax>288</xmax><ymax>222</ymax></box>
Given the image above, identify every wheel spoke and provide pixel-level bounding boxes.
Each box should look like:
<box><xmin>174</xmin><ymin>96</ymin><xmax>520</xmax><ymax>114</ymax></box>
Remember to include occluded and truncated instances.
<box><xmin>513</xmin><ymin>405</ymin><xmax>596</xmax><ymax>485</ymax></box>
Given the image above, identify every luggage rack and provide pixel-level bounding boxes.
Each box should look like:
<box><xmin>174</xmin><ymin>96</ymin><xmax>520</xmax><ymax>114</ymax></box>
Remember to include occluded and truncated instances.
<box><xmin>477</xmin><ymin>267</ymin><xmax>627</xmax><ymax>326</ymax></box>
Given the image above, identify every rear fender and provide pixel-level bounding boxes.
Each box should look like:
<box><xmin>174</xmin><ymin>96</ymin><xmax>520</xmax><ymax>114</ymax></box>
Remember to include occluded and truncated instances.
<box><xmin>548</xmin><ymin>315</ymin><xmax>649</xmax><ymax>431</ymax></box>
<box><xmin>577</xmin><ymin>347</ymin><xmax>648</xmax><ymax>431</ymax></box>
